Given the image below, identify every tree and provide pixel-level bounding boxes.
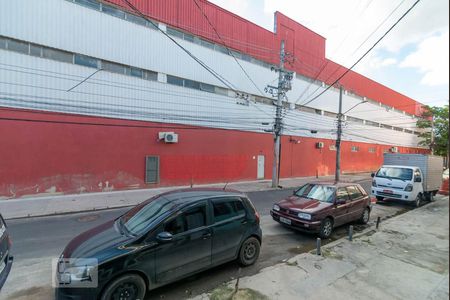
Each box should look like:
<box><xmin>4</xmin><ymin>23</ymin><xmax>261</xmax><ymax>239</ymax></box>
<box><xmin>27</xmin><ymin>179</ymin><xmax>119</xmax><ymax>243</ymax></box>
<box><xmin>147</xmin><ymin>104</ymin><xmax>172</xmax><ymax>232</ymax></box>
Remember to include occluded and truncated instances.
<box><xmin>416</xmin><ymin>105</ymin><xmax>449</xmax><ymax>159</ymax></box>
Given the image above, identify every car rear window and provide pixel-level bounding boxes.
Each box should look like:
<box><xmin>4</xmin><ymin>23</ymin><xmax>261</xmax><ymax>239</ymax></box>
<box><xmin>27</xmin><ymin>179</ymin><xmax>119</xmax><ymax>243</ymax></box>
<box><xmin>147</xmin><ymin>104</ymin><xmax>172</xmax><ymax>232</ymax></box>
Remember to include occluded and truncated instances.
<box><xmin>212</xmin><ymin>198</ymin><xmax>246</xmax><ymax>223</ymax></box>
<box><xmin>164</xmin><ymin>204</ymin><xmax>207</xmax><ymax>235</ymax></box>
<box><xmin>346</xmin><ymin>186</ymin><xmax>363</xmax><ymax>200</ymax></box>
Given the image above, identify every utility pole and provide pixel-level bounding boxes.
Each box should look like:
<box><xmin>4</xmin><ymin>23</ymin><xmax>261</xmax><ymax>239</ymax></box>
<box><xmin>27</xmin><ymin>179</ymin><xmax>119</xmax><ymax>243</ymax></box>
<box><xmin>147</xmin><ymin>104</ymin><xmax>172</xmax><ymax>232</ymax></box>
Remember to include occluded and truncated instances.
<box><xmin>272</xmin><ymin>40</ymin><xmax>285</xmax><ymax>188</ymax></box>
<box><xmin>264</xmin><ymin>40</ymin><xmax>293</xmax><ymax>188</ymax></box>
<box><xmin>335</xmin><ymin>85</ymin><xmax>343</xmax><ymax>183</ymax></box>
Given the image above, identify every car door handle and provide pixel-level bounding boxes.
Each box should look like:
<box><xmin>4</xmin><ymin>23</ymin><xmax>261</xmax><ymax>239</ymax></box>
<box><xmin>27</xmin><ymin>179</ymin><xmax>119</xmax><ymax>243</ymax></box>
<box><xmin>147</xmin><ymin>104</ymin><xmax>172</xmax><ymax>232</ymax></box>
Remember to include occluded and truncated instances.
<box><xmin>241</xmin><ymin>220</ymin><xmax>248</xmax><ymax>225</ymax></box>
<box><xmin>202</xmin><ymin>232</ymin><xmax>212</xmax><ymax>240</ymax></box>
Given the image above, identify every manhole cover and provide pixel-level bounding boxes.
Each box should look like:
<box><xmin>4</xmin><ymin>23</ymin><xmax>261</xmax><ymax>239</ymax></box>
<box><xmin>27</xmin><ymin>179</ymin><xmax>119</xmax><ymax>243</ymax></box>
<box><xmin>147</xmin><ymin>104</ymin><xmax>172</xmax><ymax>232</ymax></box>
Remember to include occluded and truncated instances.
<box><xmin>77</xmin><ymin>214</ymin><xmax>100</xmax><ymax>222</ymax></box>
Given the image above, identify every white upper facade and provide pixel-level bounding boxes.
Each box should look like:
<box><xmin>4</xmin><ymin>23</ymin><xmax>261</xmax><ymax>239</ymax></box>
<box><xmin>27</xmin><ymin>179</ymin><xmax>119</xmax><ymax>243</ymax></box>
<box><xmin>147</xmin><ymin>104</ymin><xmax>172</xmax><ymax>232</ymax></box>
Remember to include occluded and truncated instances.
<box><xmin>0</xmin><ymin>0</ymin><xmax>422</xmax><ymax>147</ymax></box>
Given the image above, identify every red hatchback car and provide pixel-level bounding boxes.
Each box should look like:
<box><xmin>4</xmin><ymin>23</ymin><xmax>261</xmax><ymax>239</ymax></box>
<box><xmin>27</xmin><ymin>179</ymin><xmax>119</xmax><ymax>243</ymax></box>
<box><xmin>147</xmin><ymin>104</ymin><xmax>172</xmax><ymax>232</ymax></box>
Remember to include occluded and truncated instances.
<box><xmin>270</xmin><ymin>182</ymin><xmax>371</xmax><ymax>238</ymax></box>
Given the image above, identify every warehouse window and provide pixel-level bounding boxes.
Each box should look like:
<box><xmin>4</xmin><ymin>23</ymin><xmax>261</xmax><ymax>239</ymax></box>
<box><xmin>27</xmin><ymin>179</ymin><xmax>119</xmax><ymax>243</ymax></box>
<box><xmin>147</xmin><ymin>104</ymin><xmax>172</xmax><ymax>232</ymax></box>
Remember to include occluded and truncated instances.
<box><xmin>74</xmin><ymin>0</ymin><xmax>100</xmax><ymax>10</ymax></box>
<box><xmin>29</xmin><ymin>44</ymin><xmax>42</xmax><ymax>57</ymax></box>
<box><xmin>347</xmin><ymin>116</ymin><xmax>364</xmax><ymax>124</ymax></box>
<box><xmin>102</xmin><ymin>5</ymin><xmax>125</xmax><ymax>19</ymax></box>
<box><xmin>42</xmin><ymin>48</ymin><xmax>73</xmax><ymax>63</ymax></box>
<box><xmin>215</xmin><ymin>44</ymin><xmax>229</xmax><ymax>54</ymax></box>
<box><xmin>404</xmin><ymin>129</ymin><xmax>413</xmax><ymax>134</ymax></box>
<box><xmin>183</xmin><ymin>33</ymin><xmax>195</xmax><ymax>43</ymax></box>
<box><xmin>184</xmin><ymin>79</ymin><xmax>201</xmax><ymax>90</ymax></box>
<box><xmin>129</xmin><ymin>67</ymin><xmax>143</xmax><ymax>78</ymax></box>
<box><xmin>368</xmin><ymin>147</ymin><xmax>376</xmax><ymax>153</ymax></box>
<box><xmin>101</xmin><ymin>61</ymin><xmax>126</xmax><ymax>74</ymax></box>
<box><xmin>365</xmin><ymin>120</ymin><xmax>379</xmax><ymax>127</ymax></box>
<box><xmin>143</xmin><ymin>70</ymin><xmax>157</xmax><ymax>81</ymax></box>
<box><xmin>324</xmin><ymin>111</ymin><xmax>337</xmax><ymax>118</ymax></box>
<box><xmin>351</xmin><ymin>146</ymin><xmax>359</xmax><ymax>152</ymax></box>
<box><xmin>329</xmin><ymin>145</ymin><xmax>336</xmax><ymax>151</ymax></box>
<box><xmin>393</xmin><ymin>127</ymin><xmax>403</xmax><ymax>132</ymax></box>
<box><xmin>380</xmin><ymin>124</ymin><xmax>392</xmax><ymax>129</ymax></box>
<box><xmin>7</xmin><ymin>39</ymin><xmax>29</xmax><ymax>54</ymax></box>
<box><xmin>200</xmin><ymin>83</ymin><xmax>215</xmax><ymax>93</ymax></box>
<box><xmin>0</xmin><ymin>36</ymin><xmax>6</xmax><ymax>49</ymax></box>
<box><xmin>74</xmin><ymin>54</ymin><xmax>98</xmax><ymax>68</ymax></box>
<box><xmin>166</xmin><ymin>27</ymin><xmax>184</xmax><ymax>39</ymax></box>
<box><xmin>200</xmin><ymin>39</ymin><xmax>215</xmax><ymax>49</ymax></box>
<box><xmin>145</xmin><ymin>156</ymin><xmax>160</xmax><ymax>184</ymax></box>
<box><xmin>125</xmin><ymin>13</ymin><xmax>147</xmax><ymax>26</ymax></box>
<box><xmin>167</xmin><ymin>75</ymin><xmax>184</xmax><ymax>87</ymax></box>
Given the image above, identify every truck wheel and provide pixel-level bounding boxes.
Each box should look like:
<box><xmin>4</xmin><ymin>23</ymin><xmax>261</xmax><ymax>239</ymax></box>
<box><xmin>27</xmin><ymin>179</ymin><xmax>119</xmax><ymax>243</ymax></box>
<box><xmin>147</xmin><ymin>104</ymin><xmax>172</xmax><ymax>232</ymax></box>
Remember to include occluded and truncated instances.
<box><xmin>413</xmin><ymin>194</ymin><xmax>422</xmax><ymax>208</ymax></box>
<box><xmin>426</xmin><ymin>192</ymin><xmax>435</xmax><ymax>202</ymax></box>
<box><xmin>376</xmin><ymin>196</ymin><xmax>384</xmax><ymax>203</ymax></box>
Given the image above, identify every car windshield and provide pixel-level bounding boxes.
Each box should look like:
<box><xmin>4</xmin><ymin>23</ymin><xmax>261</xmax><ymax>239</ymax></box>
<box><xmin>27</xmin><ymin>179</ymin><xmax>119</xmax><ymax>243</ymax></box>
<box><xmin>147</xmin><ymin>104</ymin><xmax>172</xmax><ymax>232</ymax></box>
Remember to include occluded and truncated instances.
<box><xmin>294</xmin><ymin>184</ymin><xmax>336</xmax><ymax>203</ymax></box>
<box><xmin>120</xmin><ymin>197</ymin><xmax>174</xmax><ymax>236</ymax></box>
<box><xmin>376</xmin><ymin>167</ymin><xmax>413</xmax><ymax>180</ymax></box>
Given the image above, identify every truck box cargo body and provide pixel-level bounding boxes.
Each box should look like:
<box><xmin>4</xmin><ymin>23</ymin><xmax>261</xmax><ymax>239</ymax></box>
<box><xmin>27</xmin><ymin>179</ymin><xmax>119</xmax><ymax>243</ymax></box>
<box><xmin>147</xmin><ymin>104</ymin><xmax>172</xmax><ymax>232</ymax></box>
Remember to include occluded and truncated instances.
<box><xmin>371</xmin><ymin>154</ymin><xmax>443</xmax><ymax>207</ymax></box>
<box><xmin>383</xmin><ymin>154</ymin><xmax>443</xmax><ymax>192</ymax></box>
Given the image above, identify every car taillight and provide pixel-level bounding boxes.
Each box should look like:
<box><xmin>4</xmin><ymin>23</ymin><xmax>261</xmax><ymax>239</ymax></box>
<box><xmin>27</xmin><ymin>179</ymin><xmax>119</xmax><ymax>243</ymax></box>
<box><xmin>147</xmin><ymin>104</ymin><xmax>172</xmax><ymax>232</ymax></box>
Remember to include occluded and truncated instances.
<box><xmin>255</xmin><ymin>212</ymin><xmax>260</xmax><ymax>224</ymax></box>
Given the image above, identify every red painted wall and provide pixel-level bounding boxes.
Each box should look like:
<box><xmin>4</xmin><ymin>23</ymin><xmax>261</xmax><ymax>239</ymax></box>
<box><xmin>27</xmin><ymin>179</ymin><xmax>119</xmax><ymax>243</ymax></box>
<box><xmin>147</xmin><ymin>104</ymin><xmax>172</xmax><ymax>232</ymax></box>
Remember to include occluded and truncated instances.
<box><xmin>0</xmin><ymin>108</ymin><xmax>427</xmax><ymax>198</ymax></box>
<box><xmin>102</xmin><ymin>0</ymin><xmax>423</xmax><ymax>116</ymax></box>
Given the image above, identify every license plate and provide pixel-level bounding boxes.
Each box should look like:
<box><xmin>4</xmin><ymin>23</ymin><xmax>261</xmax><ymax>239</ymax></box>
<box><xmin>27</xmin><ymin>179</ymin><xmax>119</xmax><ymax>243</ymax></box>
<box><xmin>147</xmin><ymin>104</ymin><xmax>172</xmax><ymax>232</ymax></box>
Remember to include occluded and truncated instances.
<box><xmin>279</xmin><ymin>217</ymin><xmax>291</xmax><ymax>225</ymax></box>
<box><xmin>383</xmin><ymin>190</ymin><xmax>393</xmax><ymax>194</ymax></box>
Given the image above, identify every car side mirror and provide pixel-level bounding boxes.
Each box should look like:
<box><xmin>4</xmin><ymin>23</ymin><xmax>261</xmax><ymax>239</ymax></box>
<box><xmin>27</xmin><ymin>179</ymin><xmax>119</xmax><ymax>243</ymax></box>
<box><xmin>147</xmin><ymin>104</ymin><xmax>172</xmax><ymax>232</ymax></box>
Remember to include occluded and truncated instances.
<box><xmin>371</xmin><ymin>173</ymin><xmax>375</xmax><ymax>178</ymax></box>
<box><xmin>156</xmin><ymin>231</ymin><xmax>173</xmax><ymax>243</ymax></box>
<box><xmin>414</xmin><ymin>177</ymin><xmax>422</xmax><ymax>183</ymax></box>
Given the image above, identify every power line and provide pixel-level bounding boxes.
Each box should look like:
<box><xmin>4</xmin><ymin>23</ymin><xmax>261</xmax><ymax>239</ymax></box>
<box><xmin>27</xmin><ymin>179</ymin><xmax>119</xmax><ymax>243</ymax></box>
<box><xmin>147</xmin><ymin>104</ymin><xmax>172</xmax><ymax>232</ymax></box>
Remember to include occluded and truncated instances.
<box><xmin>192</xmin><ymin>0</ymin><xmax>265</xmax><ymax>97</ymax></box>
<box><xmin>299</xmin><ymin>0</ymin><xmax>422</xmax><ymax>107</ymax></box>
<box><xmin>120</xmin><ymin>0</ymin><xmax>236</xmax><ymax>91</ymax></box>
<box><xmin>120</xmin><ymin>0</ymin><xmax>276</xmax><ymax>120</ymax></box>
<box><xmin>0</xmin><ymin>115</ymin><xmax>267</xmax><ymax>131</ymax></box>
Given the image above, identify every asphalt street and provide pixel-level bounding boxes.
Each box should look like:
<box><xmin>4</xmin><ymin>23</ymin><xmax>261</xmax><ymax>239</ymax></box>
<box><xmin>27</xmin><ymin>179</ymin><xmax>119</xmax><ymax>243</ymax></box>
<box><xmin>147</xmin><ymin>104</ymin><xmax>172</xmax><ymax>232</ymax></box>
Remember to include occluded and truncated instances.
<box><xmin>2</xmin><ymin>179</ymin><xmax>417</xmax><ymax>299</ymax></box>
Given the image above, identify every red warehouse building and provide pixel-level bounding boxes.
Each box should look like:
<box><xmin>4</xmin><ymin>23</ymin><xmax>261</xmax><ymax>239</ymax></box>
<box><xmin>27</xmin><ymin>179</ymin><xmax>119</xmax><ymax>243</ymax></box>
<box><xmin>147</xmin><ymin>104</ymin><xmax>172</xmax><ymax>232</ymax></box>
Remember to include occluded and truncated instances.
<box><xmin>0</xmin><ymin>0</ymin><xmax>428</xmax><ymax>198</ymax></box>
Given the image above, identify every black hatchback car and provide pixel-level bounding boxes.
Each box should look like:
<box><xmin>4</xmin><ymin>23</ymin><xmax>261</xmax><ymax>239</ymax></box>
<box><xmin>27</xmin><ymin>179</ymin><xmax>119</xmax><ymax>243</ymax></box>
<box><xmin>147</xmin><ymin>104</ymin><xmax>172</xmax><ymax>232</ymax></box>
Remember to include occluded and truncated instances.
<box><xmin>55</xmin><ymin>188</ymin><xmax>262</xmax><ymax>300</ymax></box>
<box><xmin>0</xmin><ymin>213</ymin><xmax>13</xmax><ymax>291</ymax></box>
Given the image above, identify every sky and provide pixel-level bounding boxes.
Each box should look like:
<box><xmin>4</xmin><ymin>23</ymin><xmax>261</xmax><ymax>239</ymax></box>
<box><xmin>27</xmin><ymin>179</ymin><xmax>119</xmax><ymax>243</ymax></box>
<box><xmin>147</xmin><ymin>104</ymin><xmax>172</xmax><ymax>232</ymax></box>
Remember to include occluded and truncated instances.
<box><xmin>209</xmin><ymin>0</ymin><xmax>449</xmax><ymax>108</ymax></box>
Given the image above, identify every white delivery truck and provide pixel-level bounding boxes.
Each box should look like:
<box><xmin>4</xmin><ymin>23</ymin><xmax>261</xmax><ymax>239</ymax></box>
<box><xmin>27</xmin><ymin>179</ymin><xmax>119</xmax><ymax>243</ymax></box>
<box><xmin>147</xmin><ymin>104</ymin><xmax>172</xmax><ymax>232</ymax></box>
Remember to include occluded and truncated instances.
<box><xmin>371</xmin><ymin>154</ymin><xmax>443</xmax><ymax>207</ymax></box>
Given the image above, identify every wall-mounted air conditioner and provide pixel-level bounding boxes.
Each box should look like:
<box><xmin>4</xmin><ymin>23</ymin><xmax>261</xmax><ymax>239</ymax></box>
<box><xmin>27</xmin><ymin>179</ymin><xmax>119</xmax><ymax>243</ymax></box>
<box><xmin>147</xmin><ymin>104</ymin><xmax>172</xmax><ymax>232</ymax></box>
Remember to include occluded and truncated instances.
<box><xmin>158</xmin><ymin>132</ymin><xmax>178</xmax><ymax>143</ymax></box>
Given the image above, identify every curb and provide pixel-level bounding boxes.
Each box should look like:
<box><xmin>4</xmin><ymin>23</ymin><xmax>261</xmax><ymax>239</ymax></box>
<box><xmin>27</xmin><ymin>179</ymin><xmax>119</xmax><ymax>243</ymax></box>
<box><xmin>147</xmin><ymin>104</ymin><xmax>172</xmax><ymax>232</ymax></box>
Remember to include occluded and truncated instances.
<box><xmin>1</xmin><ymin>174</ymin><xmax>372</xmax><ymax>220</ymax></box>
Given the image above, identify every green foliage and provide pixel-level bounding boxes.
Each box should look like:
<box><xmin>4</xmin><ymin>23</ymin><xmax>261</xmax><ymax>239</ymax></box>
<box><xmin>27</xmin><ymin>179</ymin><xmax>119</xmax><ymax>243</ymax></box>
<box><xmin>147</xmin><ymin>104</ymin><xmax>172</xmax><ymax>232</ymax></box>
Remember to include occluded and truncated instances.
<box><xmin>416</xmin><ymin>105</ymin><xmax>449</xmax><ymax>156</ymax></box>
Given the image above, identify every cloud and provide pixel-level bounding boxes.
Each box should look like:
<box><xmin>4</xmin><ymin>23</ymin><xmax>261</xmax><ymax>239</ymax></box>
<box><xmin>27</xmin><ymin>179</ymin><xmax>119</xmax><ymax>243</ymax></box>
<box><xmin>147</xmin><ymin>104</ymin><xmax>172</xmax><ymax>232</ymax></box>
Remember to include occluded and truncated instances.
<box><xmin>381</xmin><ymin>58</ymin><xmax>397</xmax><ymax>66</ymax></box>
<box><xmin>400</xmin><ymin>30</ymin><xmax>449</xmax><ymax>86</ymax></box>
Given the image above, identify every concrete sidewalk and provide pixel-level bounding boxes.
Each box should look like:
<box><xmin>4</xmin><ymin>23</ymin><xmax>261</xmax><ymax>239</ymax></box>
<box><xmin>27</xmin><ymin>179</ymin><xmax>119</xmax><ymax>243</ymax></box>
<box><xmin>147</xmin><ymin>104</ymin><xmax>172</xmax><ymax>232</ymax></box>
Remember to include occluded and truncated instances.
<box><xmin>192</xmin><ymin>196</ymin><xmax>449</xmax><ymax>300</ymax></box>
<box><xmin>0</xmin><ymin>173</ymin><xmax>370</xmax><ymax>219</ymax></box>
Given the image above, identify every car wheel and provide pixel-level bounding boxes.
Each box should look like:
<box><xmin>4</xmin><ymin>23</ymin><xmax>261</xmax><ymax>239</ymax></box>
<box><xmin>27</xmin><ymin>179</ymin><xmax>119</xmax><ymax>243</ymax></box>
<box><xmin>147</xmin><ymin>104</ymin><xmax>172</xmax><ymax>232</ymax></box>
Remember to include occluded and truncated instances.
<box><xmin>100</xmin><ymin>274</ymin><xmax>146</xmax><ymax>300</ymax></box>
<box><xmin>359</xmin><ymin>207</ymin><xmax>370</xmax><ymax>224</ymax></box>
<box><xmin>319</xmin><ymin>218</ymin><xmax>333</xmax><ymax>239</ymax></box>
<box><xmin>238</xmin><ymin>237</ymin><xmax>260</xmax><ymax>266</ymax></box>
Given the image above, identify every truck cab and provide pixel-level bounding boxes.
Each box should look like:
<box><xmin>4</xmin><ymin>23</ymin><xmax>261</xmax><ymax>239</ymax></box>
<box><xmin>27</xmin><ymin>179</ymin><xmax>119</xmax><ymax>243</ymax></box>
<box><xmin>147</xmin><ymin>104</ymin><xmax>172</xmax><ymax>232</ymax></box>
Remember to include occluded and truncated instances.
<box><xmin>371</xmin><ymin>165</ymin><xmax>424</xmax><ymax>206</ymax></box>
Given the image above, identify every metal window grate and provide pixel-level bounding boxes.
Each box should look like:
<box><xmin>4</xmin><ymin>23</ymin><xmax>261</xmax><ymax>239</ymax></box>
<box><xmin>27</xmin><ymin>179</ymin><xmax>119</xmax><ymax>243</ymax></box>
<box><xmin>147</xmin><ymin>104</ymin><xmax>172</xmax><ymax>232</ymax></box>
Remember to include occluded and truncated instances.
<box><xmin>145</xmin><ymin>156</ymin><xmax>160</xmax><ymax>184</ymax></box>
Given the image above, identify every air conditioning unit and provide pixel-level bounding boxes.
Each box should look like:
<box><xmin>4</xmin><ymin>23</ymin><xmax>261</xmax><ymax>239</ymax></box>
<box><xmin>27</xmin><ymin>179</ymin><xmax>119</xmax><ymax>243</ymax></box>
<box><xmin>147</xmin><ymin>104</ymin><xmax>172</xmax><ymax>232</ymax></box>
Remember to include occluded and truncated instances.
<box><xmin>158</xmin><ymin>132</ymin><xmax>178</xmax><ymax>143</ymax></box>
<box><xmin>391</xmin><ymin>146</ymin><xmax>398</xmax><ymax>153</ymax></box>
<box><xmin>316</xmin><ymin>142</ymin><xmax>324</xmax><ymax>149</ymax></box>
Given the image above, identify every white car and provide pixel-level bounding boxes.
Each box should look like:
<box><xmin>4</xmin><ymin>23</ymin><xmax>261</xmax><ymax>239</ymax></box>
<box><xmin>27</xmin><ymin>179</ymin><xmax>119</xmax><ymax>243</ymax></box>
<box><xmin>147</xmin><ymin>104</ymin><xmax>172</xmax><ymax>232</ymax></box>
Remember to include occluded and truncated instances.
<box><xmin>443</xmin><ymin>168</ymin><xmax>449</xmax><ymax>180</ymax></box>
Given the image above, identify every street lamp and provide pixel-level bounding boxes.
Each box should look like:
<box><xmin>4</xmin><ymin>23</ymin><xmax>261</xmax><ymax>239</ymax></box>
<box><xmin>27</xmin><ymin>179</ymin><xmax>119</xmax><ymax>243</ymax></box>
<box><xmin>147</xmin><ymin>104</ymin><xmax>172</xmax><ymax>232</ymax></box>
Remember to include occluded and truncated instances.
<box><xmin>343</xmin><ymin>100</ymin><xmax>368</xmax><ymax>115</ymax></box>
